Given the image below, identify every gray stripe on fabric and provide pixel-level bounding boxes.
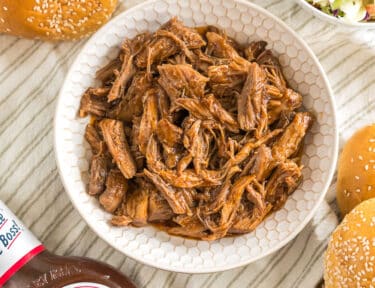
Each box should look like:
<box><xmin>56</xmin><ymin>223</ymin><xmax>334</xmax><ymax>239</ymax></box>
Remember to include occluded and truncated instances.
<box><xmin>0</xmin><ymin>123</ymin><xmax>53</xmax><ymax>188</ymax></box>
<box><xmin>97</xmin><ymin>245</ymin><xmax>113</xmax><ymax>262</ymax></box>
<box><xmin>125</xmin><ymin>262</ymin><xmax>139</xmax><ymax>282</ymax></box>
<box><xmin>17</xmin><ymin>169</ymin><xmax>58</xmax><ymax>218</ymax></box>
<box><xmin>0</xmin><ymin>96</ymin><xmax>55</xmax><ymax>160</ymax></box>
<box><xmin>199</xmin><ymin>271</ymin><xmax>219</xmax><ymax>287</ymax></box>
<box><xmin>117</xmin><ymin>256</ymin><xmax>128</xmax><ymax>270</ymax></box>
<box><xmin>0</xmin><ymin>42</ymin><xmax>78</xmax><ymax>112</ymax></box>
<box><xmin>64</xmin><ymin>226</ymin><xmax>91</xmax><ymax>255</ymax></box>
<box><xmin>133</xmin><ymin>264</ymin><xmax>164</xmax><ymax>288</ymax></box>
<box><xmin>305</xmin><ymin>23</ymin><xmax>335</xmax><ymax>41</ymax></box>
<box><xmin>103</xmin><ymin>247</ymin><xmax>118</xmax><ymax>262</ymax></box>
<box><xmin>53</xmin><ymin>218</ymin><xmax>84</xmax><ymax>251</ymax></box>
<box><xmin>160</xmin><ymin>271</ymin><xmax>177</xmax><ymax>288</ymax></box>
<box><xmin>337</xmin><ymin>74</ymin><xmax>375</xmax><ymax>109</ymax></box>
<box><xmin>326</xmin><ymin>48</ymin><xmax>364</xmax><ymax>75</ymax></box>
<box><xmin>180</xmin><ymin>274</ymin><xmax>192</xmax><ymax>288</ymax></box>
<box><xmin>294</xmin><ymin>16</ymin><xmax>316</xmax><ymax>31</ymax></box>
<box><xmin>291</xmin><ymin>243</ymin><xmax>328</xmax><ymax>288</ymax></box>
<box><xmin>26</xmin><ymin>186</ymin><xmax>65</xmax><ymax>228</ymax></box>
<box><xmin>83</xmin><ymin>236</ymin><xmax>101</xmax><ymax>256</ymax></box>
<box><xmin>340</xmin><ymin>99</ymin><xmax>375</xmax><ymax>129</ymax></box>
<box><xmin>141</xmin><ymin>270</ymin><xmax>159</xmax><ymax>288</ymax></box>
<box><xmin>0</xmin><ymin>38</ymin><xmax>20</xmax><ymax>59</ymax></box>
<box><xmin>280</xmin><ymin>5</ymin><xmax>301</xmax><ymax>21</ymax></box>
<box><xmin>263</xmin><ymin>2</ymin><xmax>279</xmax><ymax>9</ymax></box>
<box><xmin>235</xmin><ymin>240</ymin><xmax>298</xmax><ymax>288</ymax></box>
<box><xmin>39</xmin><ymin>204</ymin><xmax>74</xmax><ymax>240</ymax></box>
<box><xmin>316</xmin><ymin>40</ymin><xmax>349</xmax><ymax>61</ymax></box>
<box><xmin>0</xmin><ymin>42</ymin><xmax>81</xmax><ymax>131</ymax></box>
<box><xmin>5</xmin><ymin>148</ymin><xmax>54</xmax><ymax>203</ymax></box>
<box><xmin>0</xmin><ymin>41</ymin><xmax>41</xmax><ymax>79</ymax></box>
<box><xmin>132</xmin><ymin>263</ymin><xmax>147</xmax><ymax>283</ymax></box>
<box><xmin>333</xmin><ymin>57</ymin><xmax>375</xmax><ymax>93</ymax></box>
<box><xmin>167</xmin><ymin>274</ymin><xmax>191</xmax><ymax>288</ymax></box>
<box><xmin>271</xmin><ymin>208</ymin><xmax>334</xmax><ymax>288</ymax></box>
<box><xmin>130</xmin><ymin>263</ymin><xmax>143</xmax><ymax>280</ymax></box>
<box><xmin>0</xmin><ymin>43</ymin><xmax>52</xmax><ymax>107</ymax></box>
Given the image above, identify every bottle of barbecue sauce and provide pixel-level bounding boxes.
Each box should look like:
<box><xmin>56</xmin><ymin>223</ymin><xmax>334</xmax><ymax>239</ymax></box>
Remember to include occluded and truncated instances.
<box><xmin>0</xmin><ymin>201</ymin><xmax>136</xmax><ymax>288</ymax></box>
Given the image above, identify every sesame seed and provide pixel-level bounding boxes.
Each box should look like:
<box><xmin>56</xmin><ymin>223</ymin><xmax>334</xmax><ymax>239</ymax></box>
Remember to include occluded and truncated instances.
<box><xmin>351</xmin><ymin>157</ymin><xmax>354</xmax><ymax>163</ymax></box>
<box><xmin>356</xmin><ymin>188</ymin><xmax>361</xmax><ymax>193</ymax></box>
<box><xmin>359</xmin><ymin>155</ymin><xmax>364</xmax><ymax>160</ymax></box>
<box><xmin>365</xmin><ymin>164</ymin><xmax>369</xmax><ymax>171</ymax></box>
<box><xmin>369</xmin><ymin>186</ymin><xmax>372</xmax><ymax>191</ymax></box>
<box><xmin>370</xmin><ymin>139</ymin><xmax>375</xmax><ymax>143</ymax></box>
<box><xmin>2</xmin><ymin>6</ymin><xmax>8</xmax><ymax>11</ymax></box>
<box><xmin>30</xmin><ymin>0</ymin><xmax>106</xmax><ymax>36</ymax></box>
<box><xmin>355</xmin><ymin>176</ymin><xmax>360</xmax><ymax>180</ymax></box>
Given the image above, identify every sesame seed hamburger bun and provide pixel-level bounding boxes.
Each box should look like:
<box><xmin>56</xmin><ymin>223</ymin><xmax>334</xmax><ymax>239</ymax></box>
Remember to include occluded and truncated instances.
<box><xmin>337</xmin><ymin>124</ymin><xmax>375</xmax><ymax>216</ymax></box>
<box><xmin>324</xmin><ymin>198</ymin><xmax>375</xmax><ymax>288</ymax></box>
<box><xmin>0</xmin><ymin>0</ymin><xmax>118</xmax><ymax>41</ymax></box>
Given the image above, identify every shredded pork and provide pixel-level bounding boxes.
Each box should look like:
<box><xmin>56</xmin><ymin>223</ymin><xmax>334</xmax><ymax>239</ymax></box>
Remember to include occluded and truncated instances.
<box><xmin>78</xmin><ymin>17</ymin><xmax>313</xmax><ymax>240</ymax></box>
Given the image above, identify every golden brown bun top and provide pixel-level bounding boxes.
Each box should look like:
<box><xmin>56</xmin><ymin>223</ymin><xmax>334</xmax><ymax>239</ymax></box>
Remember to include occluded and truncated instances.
<box><xmin>0</xmin><ymin>0</ymin><xmax>118</xmax><ymax>40</ymax></box>
<box><xmin>324</xmin><ymin>198</ymin><xmax>375</xmax><ymax>288</ymax></box>
<box><xmin>337</xmin><ymin>124</ymin><xmax>375</xmax><ymax>215</ymax></box>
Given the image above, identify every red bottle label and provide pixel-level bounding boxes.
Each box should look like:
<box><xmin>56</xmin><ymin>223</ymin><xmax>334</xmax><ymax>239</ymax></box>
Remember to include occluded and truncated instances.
<box><xmin>0</xmin><ymin>201</ymin><xmax>45</xmax><ymax>286</ymax></box>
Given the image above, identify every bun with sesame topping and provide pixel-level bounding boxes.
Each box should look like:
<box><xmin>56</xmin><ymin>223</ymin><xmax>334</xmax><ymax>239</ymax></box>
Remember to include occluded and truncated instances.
<box><xmin>337</xmin><ymin>124</ymin><xmax>375</xmax><ymax>216</ymax></box>
<box><xmin>324</xmin><ymin>198</ymin><xmax>375</xmax><ymax>288</ymax></box>
<box><xmin>0</xmin><ymin>0</ymin><xmax>118</xmax><ymax>40</ymax></box>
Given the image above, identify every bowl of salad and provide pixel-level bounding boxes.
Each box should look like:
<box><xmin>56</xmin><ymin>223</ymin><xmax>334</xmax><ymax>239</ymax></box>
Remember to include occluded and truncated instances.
<box><xmin>296</xmin><ymin>0</ymin><xmax>375</xmax><ymax>27</ymax></box>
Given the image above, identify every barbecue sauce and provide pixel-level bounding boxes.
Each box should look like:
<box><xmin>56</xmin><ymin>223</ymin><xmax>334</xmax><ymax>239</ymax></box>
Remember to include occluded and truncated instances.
<box><xmin>0</xmin><ymin>201</ymin><xmax>136</xmax><ymax>288</ymax></box>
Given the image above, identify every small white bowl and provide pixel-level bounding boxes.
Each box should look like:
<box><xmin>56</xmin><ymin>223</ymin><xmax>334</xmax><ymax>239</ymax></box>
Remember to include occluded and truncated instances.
<box><xmin>295</xmin><ymin>0</ymin><xmax>375</xmax><ymax>28</ymax></box>
<box><xmin>54</xmin><ymin>0</ymin><xmax>338</xmax><ymax>273</ymax></box>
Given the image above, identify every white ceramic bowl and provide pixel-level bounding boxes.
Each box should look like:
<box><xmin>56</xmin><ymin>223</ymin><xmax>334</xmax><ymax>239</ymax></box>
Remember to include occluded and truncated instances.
<box><xmin>295</xmin><ymin>0</ymin><xmax>375</xmax><ymax>28</ymax></box>
<box><xmin>54</xmin><ymin>0</ymin><xmax>338</xmax><ymax>273</ymax></box>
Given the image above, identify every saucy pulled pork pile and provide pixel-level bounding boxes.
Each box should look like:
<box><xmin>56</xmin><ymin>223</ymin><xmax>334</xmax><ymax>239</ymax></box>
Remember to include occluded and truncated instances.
<box><xmin>79</xmin><ymin>17</ymin><xmax>313</xmax><ymax>241</ymax></box>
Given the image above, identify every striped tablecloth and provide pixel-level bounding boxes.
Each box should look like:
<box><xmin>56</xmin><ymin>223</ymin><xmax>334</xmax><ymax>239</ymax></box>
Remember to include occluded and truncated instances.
<box><xmin>1</xmin><ymin>0</ymin><xmax>374</xmax><ymax>287</ymax></box>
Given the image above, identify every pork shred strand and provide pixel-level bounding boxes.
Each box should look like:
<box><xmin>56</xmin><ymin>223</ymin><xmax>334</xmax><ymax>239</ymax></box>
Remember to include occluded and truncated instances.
<box><xmin>79</xmin><ymin>17</ymin><xmax>313</xmax><ymax>240</ymax></box>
